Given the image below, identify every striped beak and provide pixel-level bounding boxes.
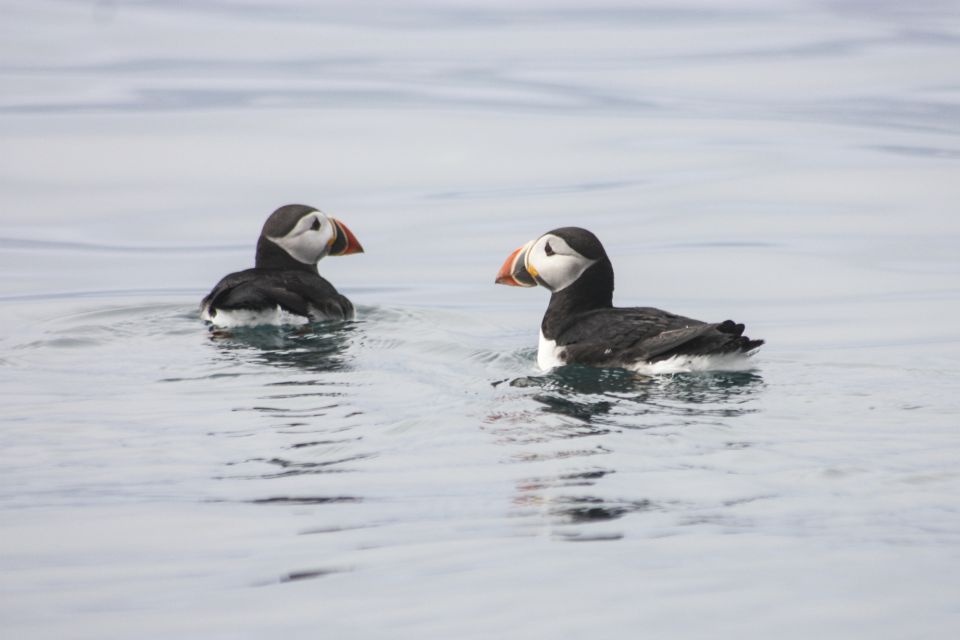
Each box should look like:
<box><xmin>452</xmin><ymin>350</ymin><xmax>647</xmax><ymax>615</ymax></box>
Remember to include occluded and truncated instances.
<box><xmin>328</xmin><ymin>218</ymin><xmax>364</xmax><ymax>256</ymax></box>
<box><xmin>495</xmin><ymin>240</ymin><xmax>537</xmax><ymax>287</ymax></box>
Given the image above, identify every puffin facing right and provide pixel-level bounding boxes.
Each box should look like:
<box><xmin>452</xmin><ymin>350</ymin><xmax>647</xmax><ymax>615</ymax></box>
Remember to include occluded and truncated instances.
<box><xmin>495</xmin><ymin>227</ymin><xmax>763</xmax><ymax>372</ymax></box>
<box><xmin>201</xmin><ymin>204</ymin><xmax>363</xmax><ymax>328</ymax></box>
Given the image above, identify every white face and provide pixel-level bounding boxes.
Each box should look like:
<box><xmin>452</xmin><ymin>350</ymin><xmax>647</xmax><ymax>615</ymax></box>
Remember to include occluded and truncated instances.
<box><xmin>525</xmin><ymin>233</ymin><xmax>596</xmax><ymax>292</ymax></box>
<box><xmin>266</xmin><ymin>211</ymin><xmax>336</xmax><ymax>265</ymax></box>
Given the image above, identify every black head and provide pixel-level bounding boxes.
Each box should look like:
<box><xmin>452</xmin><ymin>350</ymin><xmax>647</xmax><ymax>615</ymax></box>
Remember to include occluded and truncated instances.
<box><xmin>542</xmin><ymin>227</ymin><xmax>608</xmax><ymax>262</ymax></box>
<box><xmin>260</xmin><ymin>204</ymin><xmax>320</xmax><ymax>239</ymax></box>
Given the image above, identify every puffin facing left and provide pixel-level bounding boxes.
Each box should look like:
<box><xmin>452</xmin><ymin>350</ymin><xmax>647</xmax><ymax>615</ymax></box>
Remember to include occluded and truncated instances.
<box><xmin>201</xmin><ymin>204</ymin><xmax>363</xmax><ymax>328</ymax></box>
<box><xmin>495</xmin><ymin>227</ymin><xmax>763</xmax><ymax>373</ymax></box>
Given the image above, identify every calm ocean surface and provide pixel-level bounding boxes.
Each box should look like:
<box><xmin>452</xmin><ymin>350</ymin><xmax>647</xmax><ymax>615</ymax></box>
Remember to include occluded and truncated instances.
<box><xmin>2</xmin><ymin>1</ymin><xmax>959</xmax><ymax>638</ymax></box>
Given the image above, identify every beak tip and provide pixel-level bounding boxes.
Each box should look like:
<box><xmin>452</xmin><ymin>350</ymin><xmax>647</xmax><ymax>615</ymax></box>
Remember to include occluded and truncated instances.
<box><xmin>330</xmin><ymin>218</ymin><xmax>363</xmax><ymax>256</ymax></box>
<box><xmin>495</xmin><ymin>243</ymin><xmax>537</xmax><ymax>287</ymax></box>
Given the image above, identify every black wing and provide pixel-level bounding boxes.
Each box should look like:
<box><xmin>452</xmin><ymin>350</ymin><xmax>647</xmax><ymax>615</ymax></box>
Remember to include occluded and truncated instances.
<box><xmin>202</xmin><ymin>269</ymin><xmax>354</xmax><ymax>321</ymax></box>
<box><xmin>555</xmin><ymin>307</ymin><xmax>762</xmax><ymax>366</ymax></box>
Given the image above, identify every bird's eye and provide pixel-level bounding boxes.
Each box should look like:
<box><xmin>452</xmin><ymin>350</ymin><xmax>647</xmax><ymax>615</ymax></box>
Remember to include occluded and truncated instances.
<box><xmin>544</xmin><ymin>241</ymin><xmax>555</xmax><ymax>257</ymax></box>
<box><xmin>310</xmin><ymin>217</ymin><xmax>321</xmax><ymax>231</ymax></box>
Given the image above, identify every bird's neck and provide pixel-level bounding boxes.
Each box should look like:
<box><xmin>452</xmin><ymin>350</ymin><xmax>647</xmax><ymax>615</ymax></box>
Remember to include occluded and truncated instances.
<box><xmin>255</xmin><ymin>237</ymin><xmax>318</xmax><ymax>272</ymax></box>
<box><xmin>541</xmin><ymin>258</ymin><xmax>614</xmax><ymax>339</ymax></box>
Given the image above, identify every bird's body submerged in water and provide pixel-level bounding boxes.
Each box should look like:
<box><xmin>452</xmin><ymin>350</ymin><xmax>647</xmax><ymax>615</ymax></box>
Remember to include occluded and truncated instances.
<box><xmin>495</xmin><ymin>227</ymin><xmax>763</xmax><ymax>372</ymax></box>
<box><xmin>201</xmin><ymin>204</ymin><xmax>363</xmax><ymax>328</ymax></box>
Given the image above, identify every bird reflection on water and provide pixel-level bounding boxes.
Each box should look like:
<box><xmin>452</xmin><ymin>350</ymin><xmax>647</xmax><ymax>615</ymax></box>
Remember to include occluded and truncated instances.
<box><xmin>205</xmin><ymin>320</ymin><xmax>370</xmax><ymax>493</ymax></box>
<box><xmin>511</xmin><ymin>364</ymin><xmax>765</xmax><ymax>423</ymax></box>
<box><xmin>207</xmin><ymin>320</ymin><xmax>358</xmax><ymax>374</ymax></box>
<box><xmin>492</xmin><ymin>364</ymin><xmax>766</xmax><ymax>539</ymax></box>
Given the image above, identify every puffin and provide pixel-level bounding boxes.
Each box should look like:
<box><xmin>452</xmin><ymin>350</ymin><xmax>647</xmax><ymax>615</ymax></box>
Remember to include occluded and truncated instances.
<box><xmin>201</xmin><ymin>204</ymin><xmax>363</xmax><ymax>327</ymax></box>
<box><xmin>495</xmin><ymin>227</ymin><xmax>763</xmax><ymax>372</ymax></box>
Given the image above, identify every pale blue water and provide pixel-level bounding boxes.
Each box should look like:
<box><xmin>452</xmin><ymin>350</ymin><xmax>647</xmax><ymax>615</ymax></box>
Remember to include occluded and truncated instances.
<box><xmin>2</xmin><ymin>1</ymin><xmax>960</xmax><ymax>638</ymax></box>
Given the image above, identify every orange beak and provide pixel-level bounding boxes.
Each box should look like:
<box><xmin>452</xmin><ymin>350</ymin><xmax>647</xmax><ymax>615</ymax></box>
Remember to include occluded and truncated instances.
<box><xmin>329</xmin><ymin>218</ymin><xmax>364</xmax><ymax>256</ymax></box>
<box><xmin>495</xmin><ymin>241</ymin><xmax>537</xmax><ymax>287</ymax></box>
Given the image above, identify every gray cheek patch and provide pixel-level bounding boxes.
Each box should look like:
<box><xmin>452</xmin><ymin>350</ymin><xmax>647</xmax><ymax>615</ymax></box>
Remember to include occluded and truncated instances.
<box><xmin>267</xmin><ymin>227</ymin><xmax>332</xmax><ymax>265</ymax></box>
<box><xmin>541</xmin><ymin>256</ymin><xmax>597</xmax><ymax>292</ymax></box>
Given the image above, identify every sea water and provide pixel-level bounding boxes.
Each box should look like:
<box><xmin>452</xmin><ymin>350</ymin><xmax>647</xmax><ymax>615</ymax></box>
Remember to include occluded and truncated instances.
<box><xmin>2</xmin><ymin>1</ymin><xmax>959</xmax><ymax>638</ymax></box>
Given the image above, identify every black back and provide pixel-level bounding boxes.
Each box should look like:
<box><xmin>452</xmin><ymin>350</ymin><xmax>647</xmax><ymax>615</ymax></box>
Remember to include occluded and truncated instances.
<box><xmin>552</xmin><ymin>307</ymin><xmax>762</xmax><ymax>365</ymax></box>
<box><xmin>202</xmin><ymin>268</ymin><xmax>354</xmax><ymax>321</ymax></box>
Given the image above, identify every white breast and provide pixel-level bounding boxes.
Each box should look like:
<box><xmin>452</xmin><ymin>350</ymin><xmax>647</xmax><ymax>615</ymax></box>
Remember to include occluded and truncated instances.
<box><xmin>537</xmin><ymin>330</ymin><xmax>566</xmax><ymax>370</ymax></box>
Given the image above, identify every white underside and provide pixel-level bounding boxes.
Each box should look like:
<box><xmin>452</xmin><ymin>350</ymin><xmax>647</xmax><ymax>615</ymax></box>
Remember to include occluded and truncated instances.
<box><xmin>625</xmin><ymin>353</ymin><xmax>757</xmax><ymax>375</ymax></box>
<box><xmin>201</xmin><ymin>305</ymin><xmax>311</xmax><ymax>328</ymax></box>
<box><xmin>536</xmin><ymin>330</ymin><xmax>757</xmax><ymax>374</ymax></box>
